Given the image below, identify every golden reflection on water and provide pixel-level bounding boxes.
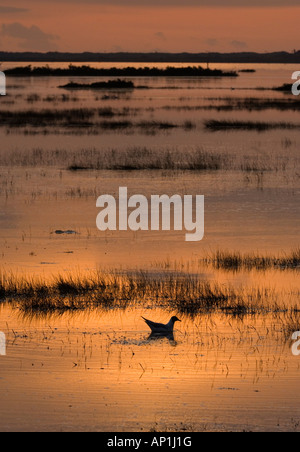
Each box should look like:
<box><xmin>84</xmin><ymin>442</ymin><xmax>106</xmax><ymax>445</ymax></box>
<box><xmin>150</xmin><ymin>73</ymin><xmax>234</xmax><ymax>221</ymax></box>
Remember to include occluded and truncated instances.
<box><xmin>0</xmin><ymin>305</ymin><xmax>299</xmax><ymax>432</ymax></box>
<box><xmin>0</xmin><ymin>64</ymin><xmax>299</xmax><ymax>431</ymax></box>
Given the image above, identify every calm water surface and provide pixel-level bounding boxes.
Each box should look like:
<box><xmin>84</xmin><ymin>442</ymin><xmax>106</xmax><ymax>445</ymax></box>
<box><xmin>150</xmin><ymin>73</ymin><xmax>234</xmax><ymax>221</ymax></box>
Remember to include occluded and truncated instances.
<box><xmin>0</xmin><ymin>305</ymin><xmax>299</xmax><ymax>432</ymax></box>
<box><xmin>0</xmin><ymin>62</ymin><xmax>299</xmax><ymax>431</ymax></box>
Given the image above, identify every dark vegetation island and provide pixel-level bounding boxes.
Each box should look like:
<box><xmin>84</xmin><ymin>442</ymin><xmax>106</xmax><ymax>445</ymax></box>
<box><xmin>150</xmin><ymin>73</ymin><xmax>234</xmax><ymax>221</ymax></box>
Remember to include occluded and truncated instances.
<box><xmin>4</xmin><ymin>65</ymin><xmax>238</xmax><ymax>77</ymax></box>
<box><xmin>273</xmin><ymin>83</ymin><xmax>294</xmax><ymax>92</ymax></box>
<box><xmin>59</xmin><ymin>79</ymin><xmax>136</xmax><ymax>90</ymax></box>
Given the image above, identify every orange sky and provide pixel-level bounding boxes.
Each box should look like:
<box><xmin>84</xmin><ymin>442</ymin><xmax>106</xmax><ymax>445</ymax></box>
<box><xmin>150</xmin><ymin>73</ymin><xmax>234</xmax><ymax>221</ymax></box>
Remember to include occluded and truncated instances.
<box><xmin>0</xmin><ymin>2</ymin><xmax>299</xmax><ymax>53</ymax></box>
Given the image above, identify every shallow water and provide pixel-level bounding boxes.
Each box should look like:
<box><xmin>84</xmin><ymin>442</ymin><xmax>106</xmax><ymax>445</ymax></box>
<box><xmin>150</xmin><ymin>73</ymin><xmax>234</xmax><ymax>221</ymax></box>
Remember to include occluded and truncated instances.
<box><xmin>0</xmin><ymin>304</ymin><xmax>299</xmax><ymax>432</ymax></box>
<box><xmin>0</xmin><ymin>62</ymin><xmax>299</xmax><ymax>432</ymax></box>
<box><xmin>0</xmin><ymin>167</ymin><xmax>298</xmax><ymax>276</ymax></box>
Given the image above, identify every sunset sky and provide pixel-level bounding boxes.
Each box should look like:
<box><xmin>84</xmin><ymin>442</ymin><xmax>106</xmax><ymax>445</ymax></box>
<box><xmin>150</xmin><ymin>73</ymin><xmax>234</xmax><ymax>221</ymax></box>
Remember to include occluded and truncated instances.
<box><xmin>0</xmin><ymin>0</ymin><xmax>299</xmax><ymax>53</ymax></box>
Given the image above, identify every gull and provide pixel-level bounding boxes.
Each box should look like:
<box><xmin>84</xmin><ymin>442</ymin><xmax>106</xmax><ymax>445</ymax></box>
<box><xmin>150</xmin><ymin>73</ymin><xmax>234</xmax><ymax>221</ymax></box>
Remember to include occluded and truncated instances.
<box><xmin>142</xmin><ymin>316</ymin><xmax>181</xmax><ymax>334</ymax></box>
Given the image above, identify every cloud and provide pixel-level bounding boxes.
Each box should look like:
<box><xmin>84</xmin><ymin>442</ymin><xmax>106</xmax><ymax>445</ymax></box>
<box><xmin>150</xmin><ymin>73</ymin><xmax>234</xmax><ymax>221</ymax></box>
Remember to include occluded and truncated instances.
<box><xmin>0</xmin><ymin>6</ymin><xmax>29</xmax><ymax>13</ymax></box>
<box><xmin>204</xmin><ymin>39</ymin><xmax>219</xmax><ymax>48</ymax></box>
<box><xmin>110</xmin><ymin>45</ymin><xmax>124</xmax><ymax>52</ymax></box>
<box><xmin>230</xmin><ymin>40</ymin><xmax>248</xmax><ymax>49</ymax></box>
<box><xmin>1</xmin><ymin>23</ymin><xmax>59</xmax><ymax>51</ymax></box>
<box><xmin>154</xmin><ymin>32</ymin><xmax>167</xmax><ymax>41</ymax></box>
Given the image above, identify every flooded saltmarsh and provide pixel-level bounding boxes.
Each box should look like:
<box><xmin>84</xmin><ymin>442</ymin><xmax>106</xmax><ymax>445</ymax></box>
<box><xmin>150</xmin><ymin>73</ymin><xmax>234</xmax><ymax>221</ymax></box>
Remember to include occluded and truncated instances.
<box><xmin>0</xmin><ymin>304</ymin><xmax>300</xmax><ymax>432</ymax></box>
<box><xmin>0</xmin><ymin>62</ymin><xmax>299</xmax><ymax>431</ymax></box>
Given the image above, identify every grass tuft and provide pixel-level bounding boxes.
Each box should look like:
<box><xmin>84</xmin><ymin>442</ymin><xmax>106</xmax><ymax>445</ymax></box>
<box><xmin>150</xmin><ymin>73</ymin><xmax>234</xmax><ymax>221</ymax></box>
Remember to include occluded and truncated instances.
<box><xmin>205</xmin><ymin>249</ymin><xmax>300</xmax><ymax>271</ymax></box>
<box><xmin>205</xmin><ymin>119</ymin><xmax>300</xmax><ymax>132</ymax></box>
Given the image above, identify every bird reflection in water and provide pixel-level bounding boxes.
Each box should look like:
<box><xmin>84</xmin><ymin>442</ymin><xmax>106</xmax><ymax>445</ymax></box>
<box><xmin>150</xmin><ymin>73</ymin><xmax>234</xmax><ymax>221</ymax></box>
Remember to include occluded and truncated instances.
<box><xmin>147</xmin><ymin>331</ymin><xmax>177</xmax><ymax>346</ymax></box>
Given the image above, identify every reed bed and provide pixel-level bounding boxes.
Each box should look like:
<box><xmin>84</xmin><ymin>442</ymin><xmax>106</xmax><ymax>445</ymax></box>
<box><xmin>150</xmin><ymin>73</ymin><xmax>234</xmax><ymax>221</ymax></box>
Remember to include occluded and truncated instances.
<box><xmin>204</xmin><ymin>119</ymin><xmax>300</xmax><ymax>132</ymax></box>
<box><xmin>163</xmin><ymin>98</ymin><xmax>300</xmax><ymax>112</ymax></box>
<box><xmin>26</xmin><ymin>94</ymin><xmax>79</xmax><ymax>103</ymax></box>
<box><xmin>68</xmin><ymin>147</ymin><xmax>227</xmax><ymax>171</ymax></box>
<box><xmin>0</xmin><ymin>147</ymin><xmax>230</xmax><ymax>170</ymax></box>
<box><xmin>205</xmin><ymin>249</ymin><xmax>300</xmax><ymax>271</ymax></box>
<box><xmin>0</xmin><ymin>108</ymin><xmax>193</xmax><ymax>132</ymax></box>
<box><xmin>205</xmin><ymin>120</ymin><xmax>300</xmax><ymax>132</ymax></box>
<box><xmin>4</xmin><ymin>114</ymin><xmax>300</xmax><ymax>134</ymax></box>
<box><xmin>0</xmin><ymin>268</ymin><xmax>290</xmax><ymax>318</ymax></box>
<box><xmin>0</xmin><ymin>107</ymin><xmax>140</xmax><ymax>127</ymax></box>
<box><xmin>0</xmin><ymin>108</ymin><xmax>96</xmax><ymax>127</ymax></box>
<box><xmin>0</xmin><ymin>146</ymin><xmax>292</xmax><ymax>174</ymax></box>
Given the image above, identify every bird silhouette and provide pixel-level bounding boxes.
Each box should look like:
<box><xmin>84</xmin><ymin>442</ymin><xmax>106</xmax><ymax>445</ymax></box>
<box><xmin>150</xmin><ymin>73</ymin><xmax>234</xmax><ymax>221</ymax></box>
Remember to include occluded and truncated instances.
<box><xmin>142</xmin><ymin>316</ymin><xmax>181</xmax><ymax>334</ymax></box>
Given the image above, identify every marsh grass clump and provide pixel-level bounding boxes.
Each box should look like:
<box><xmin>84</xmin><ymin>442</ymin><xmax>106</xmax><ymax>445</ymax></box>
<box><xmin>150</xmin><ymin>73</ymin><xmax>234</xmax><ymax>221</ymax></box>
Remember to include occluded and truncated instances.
<box><xmin>211</xmin><ymin>98</ymin><xmax>300</xmax><ymax>112</ymax></box>
<box><xmin>168</xmin><ymin>280</ymin><xmax>238</xmax><ymax>315</ymax></box>
<box><xmin>280</xmin><ymin>309</ymin><xmax>300</xmax><ymax>341</ymax></box>
<box><xmin>0</xmin><ymin>109</ymin><xmax>191</xmax><ymax>133</ymax></box>
<box><xmin>204</xmin><ymin>119</ymin><xmax>300</xmax><ymax>132</ymax></box>
<box><xmin>290</xmin><ymin>249</ymin><xmax>300</xmax><ymax>268</ymax></box>
<box><xmin>169</xmin><ymin>282</ymin><xmax>275</xmax><ymax>317</ymax></box>
<box><xmin>59</xmin><ymin>79</ymin><xmax>135</xmax><ymax>90</ymax></box>
<box><xmin>0</xmin><ymin>271</ymin><xmax>49</xmax><ymax>300</ymax></box>
<box><xmin>0</xmin><ymin>146</ymin><xmax>293</xmax><ymax>175</ymax></box>
<box><xmin>188</xmin><ymin>151</ymin><xmax>231</xmax><ymax>171</ymax></box>
<box><xmin>4</xmin><ymin>271</ymin><xmax>131</xmax><ymax>315</ymax></box>
<box><xmin>66</xmin><ymin>147</ymin><xmax>231</xmax><ymax>172</ymax></box>
<box><xmin>97</xmin><ymin>119</ymin><xmax>133</xmax><ymax>130</ymax></box>
<box><xmin>0</xmin><ymin>108</ymin><xmax>96</xmax><ymax>128</ymax></box>
<box><xmin>239</xmin><ymin>69</ymin><xmax>256</xmax><ymax>73</ymax></box>
<box><xmin>163</xmin><ymin>98</ymin><xmax>300</xmax><ymax>112</ymax></box>
<box><xmin>42</xmin><ymin>94</ymin><xmax>79</xmax><ymax>103</ymax></box>
<box><xmin>0</xmin><ymin>107</ymin><xmax>138</xmax><ymax>130</ymax></box>
<box><xmin>206</xmin><ymin>249</ymin><xmax>300</xmax><ymax>271</ymax></box>
<box><xmin>54</xmin><ymin>274</ymin><xmax>95</xmax><ymax>296</ymax></box>
<box><xmin>97</xmin><ymin>107</ymin><xmax>116</xmax><ymax>118</ymax></box>
<box><xmin>20</xmin><ymin>294</ymin><xmax>88</xmax><ymax>315</ymax></box>
<box><xmin>0</xmin><ymin>268</ymin><xmax>284</xmax><ymax>319</ymax></box>
<box><xmin>138</xmin><ymin>121</ymin><xmax>178</xmax><ymax>130</ymax></box>
<box><xmin>26</xmin><ymin>94</ymin><xmax>41</xmax><ymax>103</ymax></box>
<box><xmin>232</xmin><ymin>98</ymin><xmax>300</xmax><ymax>112</ymax></box>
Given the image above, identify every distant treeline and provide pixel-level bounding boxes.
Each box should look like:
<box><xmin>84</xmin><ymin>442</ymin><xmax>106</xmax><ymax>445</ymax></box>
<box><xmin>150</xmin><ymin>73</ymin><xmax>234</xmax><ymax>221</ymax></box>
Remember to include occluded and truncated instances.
<box><xmin>1</xmin><ymin>51</ymin><xmax>300</xmax><ymax>63</ymax></box>
<box><xmin>4</xmin><ymin>65</ymin><xmax>238</xmax><ymax>77</ymax></box>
